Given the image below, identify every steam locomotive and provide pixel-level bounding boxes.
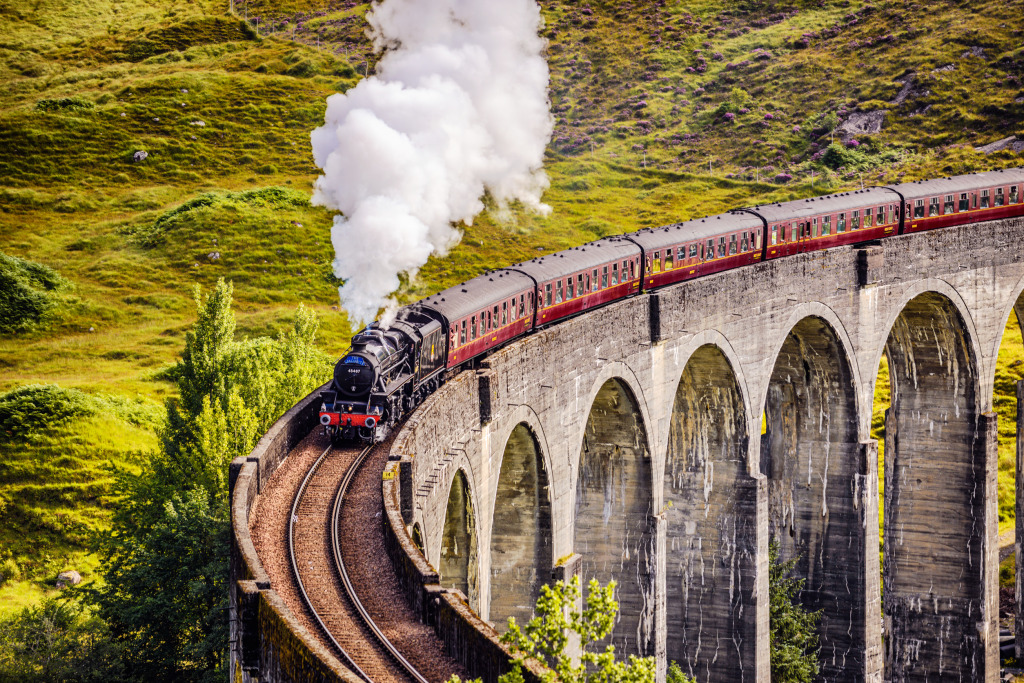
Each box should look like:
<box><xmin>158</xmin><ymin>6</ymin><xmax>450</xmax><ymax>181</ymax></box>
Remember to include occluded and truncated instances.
<box><xmin>319</xmin><ymin>167</ymin><xmax>1024</xmax><ymax>443</ymax></box>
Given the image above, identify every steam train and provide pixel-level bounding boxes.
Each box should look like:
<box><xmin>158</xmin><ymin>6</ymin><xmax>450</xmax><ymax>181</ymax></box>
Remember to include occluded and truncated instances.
<box><xmin>319</xmin><ymin>167</ymin><xmax>1024</xmax><ymax>442</ymax></box>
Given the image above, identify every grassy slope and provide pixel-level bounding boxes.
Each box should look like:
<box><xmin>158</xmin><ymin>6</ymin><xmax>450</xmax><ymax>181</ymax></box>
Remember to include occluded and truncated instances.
<box><xmin>0</xmin><ymin>0</ymin><xmax>1022</xmax><ymax>612</ymax></box>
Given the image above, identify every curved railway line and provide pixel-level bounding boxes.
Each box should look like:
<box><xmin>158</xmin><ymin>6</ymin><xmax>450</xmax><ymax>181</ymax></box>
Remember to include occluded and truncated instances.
<box><xmin>250</xmin><ymin>432</ymin><xmax>466</xmax><ymax>683</ymax></box>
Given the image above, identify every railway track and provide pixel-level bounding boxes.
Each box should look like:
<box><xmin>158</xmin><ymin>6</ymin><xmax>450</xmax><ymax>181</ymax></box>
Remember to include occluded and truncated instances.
<box><xmin>288</xmin><ymin>442</ymin><xmax>430</xmax><ymax>683</ymax></box>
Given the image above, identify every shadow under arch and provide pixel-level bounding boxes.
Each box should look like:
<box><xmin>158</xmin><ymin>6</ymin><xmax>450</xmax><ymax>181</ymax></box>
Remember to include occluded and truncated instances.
<box><xmin>440</xmin><ymin>468</ymin><xmax>479</xmax><ymax>611</ymax></box>
<box><xmin>762</xmin><ymin>315</ymin><xmax>866</xmax><ymax>681</ymax></box>
<box><xmin>664</xmin><ymin>344</ymin><xmax>757</xmax><ymax>683</ymax></box>
<box><xmin>489</xmin><ymin>423</ymin><xmax>552</xmax><ymax>632</ymax></box>
<box><xmin>575</xmin><ymin>377</ymin><xmax>655</xmax><ymax>657</ymax></box>
<box><xmin>882</xmin><ymin>290</ymin><xmax>994</xmax><ymax>680</ymax></box>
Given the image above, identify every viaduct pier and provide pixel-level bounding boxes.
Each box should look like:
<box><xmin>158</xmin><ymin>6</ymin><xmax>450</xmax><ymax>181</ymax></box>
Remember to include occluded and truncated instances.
<box><xmin>232</xmin><ymin>215</ymin><xmax>1024</xmax><ymax>683</ymax></box>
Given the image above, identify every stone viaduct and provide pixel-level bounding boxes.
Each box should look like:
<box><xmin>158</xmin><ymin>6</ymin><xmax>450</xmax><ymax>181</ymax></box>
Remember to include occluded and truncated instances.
<box><xmin>232</xmin><ymin>216</ymin><xmax>1024</xmax><ymax>683</ymax></box>
<box><xmin>392</xmin><ymin>216</ymin><xmax>1024</xmax><ymax>683</ymax></box>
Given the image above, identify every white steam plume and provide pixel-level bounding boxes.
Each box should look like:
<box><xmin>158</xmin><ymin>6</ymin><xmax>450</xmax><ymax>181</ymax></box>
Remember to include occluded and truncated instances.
<box><xmin>310</xmin><ymin>0</ymin><xmax>553</xmax><ymax>327</ymax></box>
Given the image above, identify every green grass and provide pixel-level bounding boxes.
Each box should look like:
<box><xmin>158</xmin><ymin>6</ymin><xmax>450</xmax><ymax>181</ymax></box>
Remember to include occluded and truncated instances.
<box><xmin>0</xmin><ymin>0</ymin><xmax>1022</xmax><ymax>616</ymax></box>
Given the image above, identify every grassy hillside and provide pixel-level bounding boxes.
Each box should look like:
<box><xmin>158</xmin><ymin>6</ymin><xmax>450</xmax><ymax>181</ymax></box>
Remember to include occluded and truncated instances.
<box><xmin>1</xmin><ymin>0</ymin><xmax>1023</xmax><ymax>613</ymax></box>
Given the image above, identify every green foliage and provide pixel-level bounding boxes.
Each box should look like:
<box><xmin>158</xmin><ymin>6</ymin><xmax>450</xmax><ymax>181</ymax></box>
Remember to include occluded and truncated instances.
<box><xmin>94</xmin><ymin>489</ymin><xmax>228</xmax><ymax>682</ymax></box>
<box><xmin>35</xmin><ymin>97</ymin><xmax>95</xmax><ymax>113</ymax></box>
<box><xmin>0</xmin><ymin>597</ymin><xmax>125</xmax><ymax>683</ymax></box>
<box><xmin>497</xmin><ymin>575</ymin><xmax>692</xmax><ymax>683</ymax></box>
<box><xmin>90</xmin><ymin>278</ymin><xmax>331</xmax><ymax>681</ymax></box>
<box><xmin>0</xmin><ymin>252</ymin><xmax>69</xmax><ymax>335</ymax></box>
<box><xmin>769</xmin><ymin>541</ymin><xmax>821</xmax><ymax>683</ymax></box>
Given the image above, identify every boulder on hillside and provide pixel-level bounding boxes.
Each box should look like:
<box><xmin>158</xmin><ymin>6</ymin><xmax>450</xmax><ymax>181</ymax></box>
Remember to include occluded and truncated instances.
<box><xmin>55</xmin><ymin>570</ymin><xmax>81</xmax><ymax>588</ymax></box>
<box><xmin>837</xmin><ymin>110</ymin><xmax>886</xmax><ymax>139</ymax></box>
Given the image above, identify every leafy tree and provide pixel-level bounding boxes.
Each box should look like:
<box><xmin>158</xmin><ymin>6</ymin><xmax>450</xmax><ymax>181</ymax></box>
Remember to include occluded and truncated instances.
<box><xmin>769</xmin><ymin>540</ymin><xmax>821</xmax><ymax>683</ymax></box>
<box><xmin>0</xmin><ymin>597</ymin><xmax>125</xmax><ymax>683</ymax></box>
<box><xmin>91</xmin><ymin>279</ymin><xmax>332</xmax><ymax>682</ymax></box>
<box><xmin>453</xmin><ymin>575</ymin><xmax>695</xmax><ymax>683</ymax></box>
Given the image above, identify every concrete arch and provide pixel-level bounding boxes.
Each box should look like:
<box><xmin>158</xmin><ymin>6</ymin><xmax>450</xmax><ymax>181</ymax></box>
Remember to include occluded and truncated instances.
<box><xmin>868</xmin><ymin>277</ymin><xmax>986</xmax><ymax>413</ymax></box>
<box><xmin>881</xmin><ymin>290</ymin><xmax>994</xmax><ymax>680</ymax></box>
<box><xmin>990</xmin><ymin>268</ymin><xmax>1024</xmax><ymax>365</ymax></box>
<box><xmin>663</xmin><ymin>344</ymin><xmax>759</xmax><ymax>683</ymax></box>
<box><xmin>755</xmin><ymin>302</ymin><xmax>863</xmax><ymax>439</ymax></box>
<box><xmin>439</xmin><ymin>468</ymin><xmax>481</xmax><ymax>611</ymax></box>
<box><xmin>570</xmin><ymin>360</ymin><xmax>655</xmax><ymax>478</ymax></box>
<box><xmin>663</xmin><ymin>329</ymin><xmax>756</xmax><ymax>457</ymax></box>
<box><xmin>761</xmin><ymin>314</ymin><xmax>867</xmax><ymax>682</ymax></box>
<box><xmin>488</xmin><ymin>422</ymin><xmax>553</xmax><ymax>633</ymax></box>
<box><xmin>575</xmin><ymin>376</ymin><xmax>656</xmax><ymax>658</ymax></box>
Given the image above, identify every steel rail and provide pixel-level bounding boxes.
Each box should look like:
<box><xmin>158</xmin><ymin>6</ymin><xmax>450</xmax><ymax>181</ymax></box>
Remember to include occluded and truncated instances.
<box><xmin>332</xmin><ymin>446</ymin><xmax>432</xmax><ymax>683</ymax></box>
<box><xmin>288</xmin><ymin>443</ymin><xmax>374</xmax><ymax>683</ymax></box>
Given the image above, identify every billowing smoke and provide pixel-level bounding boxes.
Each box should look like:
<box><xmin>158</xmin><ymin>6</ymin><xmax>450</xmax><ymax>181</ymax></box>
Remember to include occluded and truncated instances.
<box><xmin>310</xmin><ymin>0</ymin><xmax>553</xmax><ymax>327</ymax></box>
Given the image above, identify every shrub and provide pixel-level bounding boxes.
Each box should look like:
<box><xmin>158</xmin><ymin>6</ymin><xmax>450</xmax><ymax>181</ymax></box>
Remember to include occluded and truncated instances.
<box><xmin>0</xmin><ymin>252</ymin><xmax>69</xmax><ymax>334</ymax></box>
<box><xmin>35</xmin><ymin>97</ymin><xmax>94</xmax><ymax>112</ymax></box>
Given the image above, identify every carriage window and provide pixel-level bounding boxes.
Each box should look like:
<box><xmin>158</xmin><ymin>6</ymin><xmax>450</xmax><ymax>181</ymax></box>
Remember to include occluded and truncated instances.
<box><xmin>863</xmin><ymin>210</ymin><xmax>873</xmax><ymax>228</ymax></box>
<box><xmin>729</xmin><ymin>235</ymin><xmax>738</xmax><ymax>255</ymax></box>
<box><xmin>471</xmin><ymin>316</ymin><xmax>477</xmax><ymax>339</ymax></box>
<box><xmin>555</xmin><ymin>281</ymin><xmax>563</xmax><ymax>304</ymax></box>
<box><xmin>771</xmin><ymin>226</ymin><xmax>778</xmax><ymax>245</ymax></box>
<box><xmin>545</xmin><ymin>283</ymin><xmax>552</xmax><ymax>307</ymax></box>
<box><xmin>592</xmin><ymin>269</ymin><xmax>598</xmax><ymax>291</ymax></box>
<box><xmin>460</xmin><ymin>320</ymin><xmax>467</xmax><ymax>345</ymax></box>
<box><xmin>835</xmin><ymin>213</ymin><xmax>845</xmax><ymax>232</ymax></box>
<box><xmin>1011</xmin><ymin>186</ymin><xmax>1020</xmax><ymax>204</ymax></box>
<box><xmin>914</xmin><ymin>200</ymin><xmax>925</xmax><ymax>218</ymax></box>
<box><xmin>981</xmin><ymin>189</ymin><xmax>990</xmax><ymax>209</ymax></box>
<box><xmin>677</xmin><ymin>246</ymin><xmax>685</xmax><ymax>262</ymax></box>
<box><xmin>944</xmin><ymin>195</ymin><xmax>955</xmax><ymax>214</ymax></box>
<box><xmin>577</xmin><ymin>273</ymin><xmax>584</xmax><ymax>296</ymax></box>
<box><xmin>502</xmin><ymin>302</ymin><xmax>508</xmax><ymax>325</ymax></box>
<box><xmin>928</xmin><ymin>197</ymin><xmax>939</xmax><ymax>216</ymax></box>
<box><xmin>586</xmin><ymin>273</ymin><xmax>591</xmax><ymax>292</ymax></box>
<box><xmin>519</xmin><ymin>295</ymin><xmax>525</xmax><ymax>316</ymax></box>
<box><xmin>741</xmin><ymin>233</ymin><xmax>749</xmax><ymax>251</ymax></box>
<box><xmin>611</xmin><ymin>263</ymin><xmax>619</xmax><ymax>285</ymax></box>
<box><xmin>630</xmin><ymin>260</ymin><xmax>636</xmax><ymax>279</ymax></box>
<box><xmin>959</xmin><ymin>193</ymin><xmax>969</xmax><ymax>212</ymax></box>
<box><xmin>822</xmin><ymin>216</ymin><xmax>831</xmax><ymax>235</ymax></box>
<box><xmin>852</xmin><ymin>210</ymin><xmax>861</xmax><ymax>230</ymax></box>
<box><xmin>718</xmin><ymin>237</ymin><xmax>727</xmax><ymax>256</ymax></box>
<box><xmin>996</xmin><ymin>187</ymin><xmax>1005</xmax><ymax>207</ymax></box>
<box><xmin>567</xmin><ymin>277</ymin><xmax>575</xmax><ymax>299</ymax></box>
<box><xmin>651</xmin><ymin>251</ymin><xmax>660</xmax><ymax>272</ymax></box>
<box><xmin>602</xmin><ymin>266</ymin><xmax>608</xmax><ymax>288</ymax></box>
<box><xmin>665</xmin><ymin>249</ymin><xmax>674</xmax><ymax>270</ymax></box>
<box><xmin>754</xmin><ymin>231</ymin><xmax>761</xmax><ymax>249</ymax></box>
<box><xmin>687</xmin><ymin>243</ymin><xmax>696</xmax><ymax>259</ymax></box>
<box><xmin>876</xmin><ymin>207</ymin><xmax>884</xmax><ymax>225</ymax></box>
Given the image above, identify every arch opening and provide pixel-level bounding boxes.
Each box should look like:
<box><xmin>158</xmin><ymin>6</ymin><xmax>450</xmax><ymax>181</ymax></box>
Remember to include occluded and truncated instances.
<box><xmin>664</xmin><ymin>345</ymin><xmax>755</xmax><ymax>682</ymax></box>
<box><xmin>575</xmin><ymin>377</ymin><xmax>655</xmax><ymax>657</ymax></box>
<box><xmin>882</xmin><ymin>292</ymin><xmax>987</xmax><ymax>680</ymax></box>
<box><xmin>440</xmin><ymin>469</ymin><xmax>479</xmax><ymax>610</ymax></box>
<box><xmin>762</xmin><ymin>316</ymin><xmax>864</xmax><ymax>681</ymax></box>
<box><xmin>489</xmin><ymin>423</ymin><xmax>552</xmax><ymax>632</ymax></box>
